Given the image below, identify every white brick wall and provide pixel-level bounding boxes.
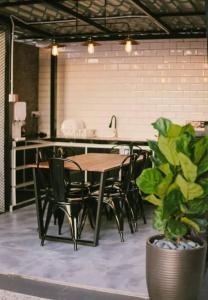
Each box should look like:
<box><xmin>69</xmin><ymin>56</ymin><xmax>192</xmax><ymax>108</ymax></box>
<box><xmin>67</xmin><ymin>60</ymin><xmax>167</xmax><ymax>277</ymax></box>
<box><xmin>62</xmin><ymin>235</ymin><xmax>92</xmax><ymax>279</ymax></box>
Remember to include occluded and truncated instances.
<box><xmin>38</xmin><ymin>39</ymin><xmax>208</xmax><ymax>140</ymax></box>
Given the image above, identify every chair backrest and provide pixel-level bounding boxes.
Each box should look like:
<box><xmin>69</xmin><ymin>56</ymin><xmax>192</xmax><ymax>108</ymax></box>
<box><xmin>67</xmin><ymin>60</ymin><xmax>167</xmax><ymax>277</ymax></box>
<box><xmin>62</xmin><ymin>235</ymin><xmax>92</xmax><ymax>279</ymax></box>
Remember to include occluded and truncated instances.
<box><xmin>49</xmin><ymin>158</ymin><xmax>66</xmax><ymax>203</ymax></box>
<box><xmin>34</xmin><ymin>166</ymin><xmax>49</xmax><ymax>199</ymax></box>
<box><xmin>55</xmin><ymin>147</ymin><xmax>76</xmax><ymax>158</ymax></box>
<box><xmin>49</xmin><ymin>158</ymin><xmax>86</xmax><ymax>202</ymax></box>
<box><xmin>120</xmin><ymin>154</ymin><xmax>137</xmax><ymax>194</ymax></box>
<box><xmin>110</xmin><ymin>144</ymin><xmax>131</xmax><ymax>155</ymax></box>
<box><xmin>133</xmin><ymin>150</ymin><xmax>152</xmax><ymax>179</ymax></box>
<box><xmin>37</xmin><ymin>148</ymin><xmax>55</xmax><ymax>164</ymax></box>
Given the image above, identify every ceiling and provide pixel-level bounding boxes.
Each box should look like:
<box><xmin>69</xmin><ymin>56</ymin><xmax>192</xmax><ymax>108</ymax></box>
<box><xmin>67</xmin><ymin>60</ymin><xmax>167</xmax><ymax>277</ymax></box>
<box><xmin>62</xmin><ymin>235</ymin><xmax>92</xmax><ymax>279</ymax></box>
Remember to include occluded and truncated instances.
<box><xmin>0</xmin><ymin>0</ymin><xmax>207</xmax><ymax>44</ymax></box>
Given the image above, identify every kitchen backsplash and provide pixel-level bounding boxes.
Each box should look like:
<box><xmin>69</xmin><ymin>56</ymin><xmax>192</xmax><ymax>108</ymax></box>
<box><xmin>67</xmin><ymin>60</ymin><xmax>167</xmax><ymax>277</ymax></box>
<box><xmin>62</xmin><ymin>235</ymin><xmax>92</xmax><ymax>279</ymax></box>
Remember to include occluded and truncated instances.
<box><xmin>38</xmin><ymin>39</ymin><xmax>208</xmax><ymax>140</ymax></box>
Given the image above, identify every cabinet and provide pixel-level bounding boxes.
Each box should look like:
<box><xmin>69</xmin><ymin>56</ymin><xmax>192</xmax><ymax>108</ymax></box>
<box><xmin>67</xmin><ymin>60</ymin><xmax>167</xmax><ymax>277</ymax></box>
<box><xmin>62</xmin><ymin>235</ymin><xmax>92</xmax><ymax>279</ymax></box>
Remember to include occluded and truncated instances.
<box><xmin>11</xmin><ymin>141</ymin><xmax>55</xmax><ymax>211</ymax></box>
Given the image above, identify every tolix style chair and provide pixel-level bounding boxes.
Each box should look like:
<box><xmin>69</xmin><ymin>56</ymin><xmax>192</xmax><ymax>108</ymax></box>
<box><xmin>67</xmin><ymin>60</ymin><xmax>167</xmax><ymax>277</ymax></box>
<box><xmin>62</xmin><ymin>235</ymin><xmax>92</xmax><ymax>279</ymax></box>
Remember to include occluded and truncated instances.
<box><xmin>42</xmin><ymin>158</ymin><xmax>92</xmax><ymax>250</ymax></box>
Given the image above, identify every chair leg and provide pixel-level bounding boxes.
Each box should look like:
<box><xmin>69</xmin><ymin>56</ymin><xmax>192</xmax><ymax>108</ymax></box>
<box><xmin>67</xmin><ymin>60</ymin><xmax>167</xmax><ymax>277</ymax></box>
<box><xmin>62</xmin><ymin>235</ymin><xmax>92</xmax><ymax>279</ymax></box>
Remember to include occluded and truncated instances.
<box><xmin>123</xmin><ymin>196</ymin><xmax>135</xmax><ymax>234</ymax></box>
<box><xmin>73</xmin><ymin>217</ymin><xmax>78</xmax><ymax>251</ymax></box>
<box><xmin>42</xmin><ymin>197</ymin><xmax>48</xmax><ymax>216</ymax></box>
<box><xmin>107</xmin><ymin>199</ymin><xmax>124</xmax><ymax>242</ymax></box>
<box><xmin>127</xmin><ymin>190</ymin><xmax>138</xmax><ymax>232</ymax></box>
<box><xmin>41</xmin><ymin>201</ymin><xmax>53</xmax><ymax>246</ymax></box>
<box><xmin>87</xmin><ymin>198</ymin><xmax>97</xmax><ymax>229</ymax></box>
<box><xmin>78</xmin><ymin>206</ymin><xmax>88</xmax><ymax>238</ymax></box>
<box><xmin>57</xmin><ymin>209</ymin><xmax>65</xmax><ymax>235</ymax></box>
<box><xmin>136</xmin><ymin>190</ymin><xmax>146</xmax><ymax>224</ymax></box>
<box><xmin>64</xmin><ymin>205</ymin><xmax>80</xmax><ymax>251</ymax></box>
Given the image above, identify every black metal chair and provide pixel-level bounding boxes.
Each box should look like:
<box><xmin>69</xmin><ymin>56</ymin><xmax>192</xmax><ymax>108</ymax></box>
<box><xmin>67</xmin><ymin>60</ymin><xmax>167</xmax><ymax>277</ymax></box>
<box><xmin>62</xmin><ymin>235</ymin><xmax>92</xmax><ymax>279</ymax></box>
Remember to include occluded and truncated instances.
<box><xmin>42</xmin><ymin>158</ymin><xmax>92</xmax><ymax>251</ymax></box>
<box><xmin>92</xmin><ymin>154</ymin><xmax>137</xmax><ymax>241</ymax></box>
<box><xmin>36</xmin><ymin>148</ymin><xmax>56</xmax><ymax>217</ymax></box>
<box><xmin>128</xmin><ymin>149</ymin><xmax>152</xmax><ymax>229</ymax></box>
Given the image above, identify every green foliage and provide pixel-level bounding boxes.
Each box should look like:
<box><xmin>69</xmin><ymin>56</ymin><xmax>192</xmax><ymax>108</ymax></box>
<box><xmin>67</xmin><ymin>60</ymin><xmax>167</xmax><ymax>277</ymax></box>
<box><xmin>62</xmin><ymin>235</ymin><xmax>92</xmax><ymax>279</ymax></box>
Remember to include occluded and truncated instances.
<box><xmin>137</xmin><ymin>117</ymin><xmax>208</xmax><ymax>241</ymax></box>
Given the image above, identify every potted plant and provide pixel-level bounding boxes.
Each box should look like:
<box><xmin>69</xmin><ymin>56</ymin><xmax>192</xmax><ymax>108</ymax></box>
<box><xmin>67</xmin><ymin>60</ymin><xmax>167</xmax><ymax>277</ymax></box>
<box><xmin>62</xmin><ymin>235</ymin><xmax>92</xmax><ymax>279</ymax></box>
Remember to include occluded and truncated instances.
<box><xmin>136</xmin><ymin>117</ymin><xmax>208</xmax><ymax>300</ymax></box>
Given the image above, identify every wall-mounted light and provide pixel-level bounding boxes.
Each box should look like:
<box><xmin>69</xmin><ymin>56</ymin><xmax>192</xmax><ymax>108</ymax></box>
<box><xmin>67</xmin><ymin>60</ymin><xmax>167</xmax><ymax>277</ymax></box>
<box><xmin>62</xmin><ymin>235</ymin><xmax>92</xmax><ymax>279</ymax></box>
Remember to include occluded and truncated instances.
<box><xmin>120</xmin><ymin>37</ymin><xmax>139</xmax><ymax>53</ymax></box>
<box><xmin>82</xmin><ymin>38</ymin><xmax>101</xmax><ymax>54</ymax></box>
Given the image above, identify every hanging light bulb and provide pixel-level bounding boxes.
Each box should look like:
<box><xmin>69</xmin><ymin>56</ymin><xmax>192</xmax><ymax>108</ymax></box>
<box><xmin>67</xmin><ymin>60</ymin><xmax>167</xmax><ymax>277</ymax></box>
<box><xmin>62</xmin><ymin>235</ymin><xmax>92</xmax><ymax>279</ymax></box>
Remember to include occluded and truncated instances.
<box><xmin>88</xmin><ymin>41</ymin><xmax>95</xmax><ymax>54</ymax></box>
<box><xmin>125</xmin><ymin>39</ymin><xmax>132</xmax><ymax>53</ymax></box>
<box><xmin>49</xmin><ymin>40</ymin><xmax>66</xmax><ymax>56</ymax></box>
<box><xmin>51</xmin><ymin>42</ymin><xmax>58</xmax><ymax>56</ymax></box>
<box><xmin>82</xmin><ymin>38</ymin><xmax>101</xmax><ymax>54</ymax></box>
<box><xmin>120</xmin><ymin>37</ymin><xmax>139</xmax><ymax>53</ymax></box>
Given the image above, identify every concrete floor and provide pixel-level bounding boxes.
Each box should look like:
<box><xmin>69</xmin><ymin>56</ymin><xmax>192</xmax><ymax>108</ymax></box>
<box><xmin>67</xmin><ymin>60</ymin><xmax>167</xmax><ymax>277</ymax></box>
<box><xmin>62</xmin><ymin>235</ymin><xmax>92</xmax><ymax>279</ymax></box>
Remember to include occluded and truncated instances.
<box><xmin>0</xmin><ymin>204</ymin><xmax>155</xmax><ymax>299</ymax></box>
<box><xmin>0</xmin><ymin>204</ymin><xmax>207</xmax><ymax>300</ymax></box>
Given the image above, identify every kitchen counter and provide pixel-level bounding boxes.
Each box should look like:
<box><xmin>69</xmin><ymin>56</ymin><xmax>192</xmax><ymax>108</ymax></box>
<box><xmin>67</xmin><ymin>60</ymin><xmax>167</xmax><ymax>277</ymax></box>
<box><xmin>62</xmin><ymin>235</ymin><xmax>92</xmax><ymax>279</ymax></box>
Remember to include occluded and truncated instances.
<box><xmin>47</xmin><ymin>136</ymin><xmax>149</xmax><ymax>146</ymax></box>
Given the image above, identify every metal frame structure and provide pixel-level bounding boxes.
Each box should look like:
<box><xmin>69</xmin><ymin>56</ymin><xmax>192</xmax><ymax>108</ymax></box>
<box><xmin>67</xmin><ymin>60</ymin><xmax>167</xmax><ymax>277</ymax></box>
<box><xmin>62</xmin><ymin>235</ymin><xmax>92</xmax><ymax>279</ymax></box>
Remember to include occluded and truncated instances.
<box><xmin>0</xmin><ymin>0</ymin><xmax>206</xmax><ymax>44</ymax></box>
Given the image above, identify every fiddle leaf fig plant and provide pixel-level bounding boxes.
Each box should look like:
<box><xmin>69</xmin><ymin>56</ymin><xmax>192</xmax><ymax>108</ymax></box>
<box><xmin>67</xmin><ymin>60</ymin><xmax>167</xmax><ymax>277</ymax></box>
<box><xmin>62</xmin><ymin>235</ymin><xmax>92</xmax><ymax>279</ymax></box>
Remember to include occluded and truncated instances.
<box><xmin>136</xmin><ymin>117</ymin><xmax>208</xmax><ymax>241</ymax></box>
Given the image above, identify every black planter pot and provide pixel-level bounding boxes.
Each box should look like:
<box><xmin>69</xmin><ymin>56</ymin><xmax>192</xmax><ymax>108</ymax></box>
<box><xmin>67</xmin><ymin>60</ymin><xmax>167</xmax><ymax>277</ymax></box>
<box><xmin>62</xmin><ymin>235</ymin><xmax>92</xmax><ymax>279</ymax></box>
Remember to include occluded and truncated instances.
<box><xmin>146</xmin><ymin>234</ymin><xmax>207</xmax><ymax>300</ymax></box>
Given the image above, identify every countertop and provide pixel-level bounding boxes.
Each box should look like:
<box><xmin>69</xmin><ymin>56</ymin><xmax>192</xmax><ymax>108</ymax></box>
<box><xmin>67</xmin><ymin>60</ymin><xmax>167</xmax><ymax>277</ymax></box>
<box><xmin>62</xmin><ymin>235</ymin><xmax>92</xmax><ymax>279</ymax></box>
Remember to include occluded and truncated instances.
<box><xmin>48</xmin><ymin>136</ymin><xmax>149</xmax><ymax>146</ymax></box>
<box><xmin>13</xmin><ymin>137</ymin><xmax>150</xmax><ymax>149</ymax></box>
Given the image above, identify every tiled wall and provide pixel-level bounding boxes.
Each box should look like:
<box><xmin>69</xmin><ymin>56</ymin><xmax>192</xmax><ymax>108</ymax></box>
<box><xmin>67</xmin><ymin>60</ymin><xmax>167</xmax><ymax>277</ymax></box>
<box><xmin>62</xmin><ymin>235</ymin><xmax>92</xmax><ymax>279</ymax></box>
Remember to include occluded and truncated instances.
<box><xmin>38</xmin><ymin>39</ymin><xmax>208</xmax><ymax>140</ymax></box>
<box><xmin>14</xmin><ymin>43</ymin><xmax>39</xmax><ymax>134</ymax></box>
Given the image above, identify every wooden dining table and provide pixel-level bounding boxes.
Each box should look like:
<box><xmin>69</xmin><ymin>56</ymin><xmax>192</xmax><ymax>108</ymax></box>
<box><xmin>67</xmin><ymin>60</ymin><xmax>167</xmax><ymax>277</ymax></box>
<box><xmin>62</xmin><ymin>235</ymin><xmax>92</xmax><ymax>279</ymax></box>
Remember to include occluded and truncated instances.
<box><xmin>33</xmin><ymin>153</ymin><xmax>128</xmax><ymax>247</ymax></box>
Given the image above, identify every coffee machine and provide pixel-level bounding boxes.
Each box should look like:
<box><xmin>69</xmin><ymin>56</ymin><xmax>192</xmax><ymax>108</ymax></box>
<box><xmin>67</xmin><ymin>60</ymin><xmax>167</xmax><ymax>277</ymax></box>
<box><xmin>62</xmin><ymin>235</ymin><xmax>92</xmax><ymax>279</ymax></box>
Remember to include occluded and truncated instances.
<box><xmin>12</xmin><ymin>101</ymin><xmax>26</xmax><ymax>141</ymax></box>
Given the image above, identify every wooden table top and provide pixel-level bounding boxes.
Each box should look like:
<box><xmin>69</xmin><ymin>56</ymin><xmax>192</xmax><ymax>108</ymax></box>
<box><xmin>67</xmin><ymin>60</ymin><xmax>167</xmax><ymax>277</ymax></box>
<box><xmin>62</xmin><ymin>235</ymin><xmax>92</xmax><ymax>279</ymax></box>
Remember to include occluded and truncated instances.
<box><xmin>32</xmin><ymin>153</ymin><xmax>129</xmax><ymax>173</ymax></box>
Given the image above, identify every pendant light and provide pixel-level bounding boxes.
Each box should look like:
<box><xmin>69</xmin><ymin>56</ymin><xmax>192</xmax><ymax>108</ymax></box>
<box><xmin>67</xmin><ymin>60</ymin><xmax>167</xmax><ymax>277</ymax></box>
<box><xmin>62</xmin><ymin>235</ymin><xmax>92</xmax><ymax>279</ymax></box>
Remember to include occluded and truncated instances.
<box><xmin>51</xmin><ymin>41</ymin><xmax>59</xmax><ymax>56</ymax></box>
<box><xmin>48</xmin><ymin>40</ymin><xmax>65</xmax><ymax>56</ymax></box>
<box><xmin>82</xmin><ymin>38</ymin><xmax>101</xmax><ymax>54</ymax></box>
<box><xmin>120</xmin><ymin>37</ymin><xmax>139</xmax><ymax>53</ymax></box>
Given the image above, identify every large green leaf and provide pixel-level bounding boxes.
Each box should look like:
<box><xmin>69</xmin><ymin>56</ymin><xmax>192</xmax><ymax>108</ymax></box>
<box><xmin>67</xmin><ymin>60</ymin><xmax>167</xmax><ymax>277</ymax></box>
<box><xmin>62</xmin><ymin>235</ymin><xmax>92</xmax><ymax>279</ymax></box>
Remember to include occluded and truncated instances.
<box><xmin>178</xmin><ymin>152</ymin><xmax>197</xmax><ymax>182</ymax></box>
<box><xmin>167</xmin><ymin>123</ymin><xmax>182</xmax><ymax>138</ymax></box>
<box><xmin>176</xmin><ymin>175</ymin><xmax>204</xmax><ymax>201</ymax></box>
<box><xmin>176</xmin><ymin>133</ymin><xmax>193</xmax><ymax>157</ymax></box>
<box><xmin>181</xmin><ymin>123</ymin><xmax>195</xmax><ymax>136</ymax></box>
<box><xmin>153</xmin><ymin>206</ymin><xmax>166</xmax><ymax>232</ymax></box>
<box><xmin>148</xmin><ymin>140</ymin><xmax>167</xmax><ymax>165</ymax></box>
<box><xmin>198</xmin><ymin>153</ymin><xmax>208</xmax><ymax>176</ymax></box>
<box><xmin>181</xmin><ymin>217</ymin><xmax>200</xmax><ymax>232</ymax></box>
<box><xmin>144</xmin><ymin>194</ymin><xmax>161</xmax><ymax>206</ymax></box>
<box><xmin>159</xmin><ymin>163</ymin><xmax>173</xmax><ymax>177</ymax></box>
<box><xmin>152</xmin><ymin>118</ymin><xmax>172</xmax><ymax>137</ymax></box>
<box><xmin>163</xmin><ymin>188</ymin><xmax>182</xmax><ymax>218</ymax></box>
<box><xmin>136</xmin><ymin>168</ymin><xmax>163</xmax><ymax>194</ymax></box>
<box><xmin>167</xmin><ymin>219</ymin><xmax>188</xmax><ymax>239</ymax></box>
<box><xmin>158</xmin><ymin>135</ymin><xmax>179</xmax><ymax>166</ymax></box>
<box><xmin>187</xmin><ymin>199</ymin><xmax>208</xmax><ymax>215</ymax></box>
<box><xmin>194</xmin><ymin>136</ymin><xmax>208</xmax><ymax>164</ymax></box>
<box><xmin>156</xmin><ymin>174</ymin><xmax>173</xmax><ymax>199</ymax></box>
<box><xmin>191</xmin><ymin>218</ymin><xmax>208</xmax><ymax>230</ymax></box>
<box><xmin>198</xmin><ymin>177</ymin><xmax>208</xmax><ymax>197</ymax></box>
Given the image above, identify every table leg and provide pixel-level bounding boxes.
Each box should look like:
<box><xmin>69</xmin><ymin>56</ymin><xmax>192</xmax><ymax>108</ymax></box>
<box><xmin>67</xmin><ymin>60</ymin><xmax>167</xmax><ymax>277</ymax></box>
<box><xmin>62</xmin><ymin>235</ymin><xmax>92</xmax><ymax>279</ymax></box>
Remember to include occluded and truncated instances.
<box><xmin>93</xmin><ymin>172</ymin><xmax>106</xmax><ymax>246</ymax></box>
<box><xmin>33</xmin><ymin>168</ymin><xmax>45</xmax><ymax>239</ymax></box>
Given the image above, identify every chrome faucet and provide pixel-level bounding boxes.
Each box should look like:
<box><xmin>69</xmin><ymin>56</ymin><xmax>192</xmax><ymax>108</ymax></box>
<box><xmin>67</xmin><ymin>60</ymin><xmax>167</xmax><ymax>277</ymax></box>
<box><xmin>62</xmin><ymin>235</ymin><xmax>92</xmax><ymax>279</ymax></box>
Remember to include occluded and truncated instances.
<box><xmin>109</xmin><ymin>115</ymin><xmax>117</xmax><ymax>138</ymax></box>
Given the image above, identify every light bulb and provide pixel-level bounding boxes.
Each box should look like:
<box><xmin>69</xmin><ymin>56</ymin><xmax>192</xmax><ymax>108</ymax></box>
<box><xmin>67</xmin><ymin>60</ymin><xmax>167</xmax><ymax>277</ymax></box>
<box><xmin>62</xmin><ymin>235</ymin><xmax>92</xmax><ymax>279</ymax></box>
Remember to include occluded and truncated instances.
<box><xmin>125</xmin><ymin>40</ymin><xmax>132</xmax><ymax>53</ymax></box>
<box><xmin>88</xmin><ymin>42</ymin><xmax>94</xmax><ymax>54</ymax></box>
<box><xmin>52</xmin><ymin>44</ymin><xmax>58</xmax><ymax>56</ymax></box>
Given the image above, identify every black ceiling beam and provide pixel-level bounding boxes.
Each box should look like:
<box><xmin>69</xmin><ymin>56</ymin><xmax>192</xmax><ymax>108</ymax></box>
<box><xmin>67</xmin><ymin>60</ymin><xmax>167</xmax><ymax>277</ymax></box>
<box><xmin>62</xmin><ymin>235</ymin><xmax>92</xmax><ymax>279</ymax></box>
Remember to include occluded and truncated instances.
<box><xmin>25</xmin><ymin>11</ymin><xmax>205</xmax><ymax>26</ymax></box>
<box><xmin>157</xmin><ymin>11</ymin><xmax>205</xmax><ymax>18</ymax></box>
<box><xmin>0</xmin><ymin>0</ymin><xmax>64</xmax><ymax>8</ymax></box>
<box><xmin>13</xmin><ymin>18</ymin><xmax>49</xmax><ymax>37</ymax></box>
<box><xmin>131</xmin><ymin>0</ymin><xmax>171</xmax><ymax>34</ymax></box>
<box><xmin>0</xmin><ymin>0</ymin><xmax>44</xmax><ymax>7</ymax></box>
<box><xmin>43</xmin><ymin>0</ymin><xmax>112</xmax><ymax>34</ymax></box>
<box><xmin>0</xmin><ymin>13</ymin><xmax>49</xmax><ymax>37</ymax></box>
<box><xmin>16</xmin><ymin>30</ymin><xmax>206</xmax><ymax>43</ymax></box>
